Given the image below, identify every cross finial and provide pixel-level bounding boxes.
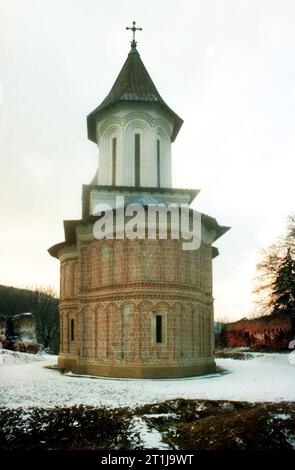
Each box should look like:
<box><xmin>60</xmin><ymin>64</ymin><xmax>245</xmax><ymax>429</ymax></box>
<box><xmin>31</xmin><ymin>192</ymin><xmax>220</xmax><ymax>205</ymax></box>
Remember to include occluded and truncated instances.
<box><xmin>126</xmin><ymin>21</ymin><xmax>142</xmax><ymax>48</ymax></box>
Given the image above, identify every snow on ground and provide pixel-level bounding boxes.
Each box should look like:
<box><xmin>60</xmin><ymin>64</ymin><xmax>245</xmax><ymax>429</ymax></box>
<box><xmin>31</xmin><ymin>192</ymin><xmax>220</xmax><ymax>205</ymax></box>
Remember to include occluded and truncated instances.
<box><xmin>0</xmin><ymin>349</ymin><xmax>52</xmax><ymax>366</ymax></box>
<box><xmin>284</xmin><ymin>430</ymin><xmax>295</xmax><ymax>449</ymax></box>
<box><xmin>129</xmin><ymin>417</ymin><xmax>171</xmax><ymax>450</ymax></box>
<box><xmin>0</xmin><ymin>350</ymin><xmax>295</xmax><ymax>408</ymax></box>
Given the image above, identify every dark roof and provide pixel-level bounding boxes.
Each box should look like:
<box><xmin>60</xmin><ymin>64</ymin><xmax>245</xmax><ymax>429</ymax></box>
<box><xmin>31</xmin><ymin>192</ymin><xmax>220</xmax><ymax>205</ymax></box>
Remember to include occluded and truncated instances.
<box><xmin>87</xmin><ymin>44</ymin><xmax>183</xmax><ymax>143</ymax></box>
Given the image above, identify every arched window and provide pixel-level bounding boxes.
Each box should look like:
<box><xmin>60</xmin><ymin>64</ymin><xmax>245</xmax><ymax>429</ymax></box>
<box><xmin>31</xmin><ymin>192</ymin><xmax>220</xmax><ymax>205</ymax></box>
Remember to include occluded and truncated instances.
<box><xmin>156</xmin><ymin>315</ymin><xmax>163</xmax><ymax>343</ymax></box>
<box><xmin>112</xmin><ymin>137</ymin><xmax>117</xmax><ymax>185</ymax></box>
<box><xmin>134</xmin><ymin>133</ymin><xmax>140</xmax><ymax>186</ymax></box>
<box><xmin>70</xmin><ymin>318</ymin><xmax>74</xmax><ymax>341</ymax></box>
<box><xmin>157</xmin><ymin>139</ymin><xmax>161</xmax><ymax>187</ymax></box>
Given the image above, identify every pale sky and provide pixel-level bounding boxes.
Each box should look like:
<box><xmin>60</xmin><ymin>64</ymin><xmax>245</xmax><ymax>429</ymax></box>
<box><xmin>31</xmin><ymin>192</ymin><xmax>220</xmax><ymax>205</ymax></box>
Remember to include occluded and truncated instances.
<box><xmin>0</xmin><ymin>0</ymin><xmax>294</xmax><ymax>320</ymax></box>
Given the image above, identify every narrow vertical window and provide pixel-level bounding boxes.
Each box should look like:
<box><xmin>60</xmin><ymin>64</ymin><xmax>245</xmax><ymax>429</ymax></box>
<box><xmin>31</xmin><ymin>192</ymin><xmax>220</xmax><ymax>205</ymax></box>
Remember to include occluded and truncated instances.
<box><xmin>157</xmin><ymin>139</ymin><xmax>160</xmax><ymax>187</ymax></box>
<box><xmin>156</xmin><ymin>315</ymin><xmax>162</xmax><ymax>343</ymax></box>
<box><xmin>112</xmin><ymin>137</ymin><xmax>117</xmax><ymax>186</ymax></box>
<box><xmin>135</xmin><ymin>133</ymin><xmax>140</xmax><ymax>186</ymax></box>
<box><xmin>70</xmin><ymin>318</ymin><xmax>74</xmax><ymax>341</ymax></box>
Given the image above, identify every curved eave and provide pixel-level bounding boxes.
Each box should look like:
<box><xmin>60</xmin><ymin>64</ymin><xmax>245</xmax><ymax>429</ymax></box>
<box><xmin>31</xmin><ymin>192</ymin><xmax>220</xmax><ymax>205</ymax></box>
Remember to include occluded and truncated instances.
<box><xmin>48</xmin><ymin>242</ymin><xmax>67</xmax><ymax>259</ymax></box>
<box><xmin>201</xmin><ymin>213</ymin><xmax>230</xmax><ymax>242</ymax></box>
<box><xmin>212</xmin><ymin>246</ymin><xmax>219</xmax><ymax>258</ymax></box>
<box><xmin>87</xmin><ymin>101</ymin><xmax>183</xmax><ymax>144</ymax></box>
<box><xmin>214</xmin><ymin>225</ymin><xmax>231</xmax><ymax>242</ymax></box>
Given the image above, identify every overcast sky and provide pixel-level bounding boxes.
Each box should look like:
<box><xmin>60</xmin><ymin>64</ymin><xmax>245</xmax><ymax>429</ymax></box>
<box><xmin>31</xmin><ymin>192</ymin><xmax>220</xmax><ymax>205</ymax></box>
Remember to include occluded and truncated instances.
<box><xmin>0</xmin><ymin>0</ymin><xmax>294</xmax><ymax>320</ymax></box>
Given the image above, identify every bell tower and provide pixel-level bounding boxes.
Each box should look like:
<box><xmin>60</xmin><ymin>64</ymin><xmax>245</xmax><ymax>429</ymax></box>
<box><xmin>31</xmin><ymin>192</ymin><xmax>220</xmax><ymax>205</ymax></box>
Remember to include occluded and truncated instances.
<box><xmin>85</xmin><ymin>22</ymin><xmax>186</xmax><ymax>212</ymax></box>
<box><xmin>49</xmin><ymin>24</ymin><xmax>229</xmax><ymax>379</ymax></box>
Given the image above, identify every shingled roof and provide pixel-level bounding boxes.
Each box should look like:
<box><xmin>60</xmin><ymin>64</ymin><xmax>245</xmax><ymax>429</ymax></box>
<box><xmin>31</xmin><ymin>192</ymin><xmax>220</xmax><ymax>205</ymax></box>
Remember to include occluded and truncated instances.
<box><xmin>87</xmin><ymin>44</ymin><xmax>183</xmax><ymax>143</ymax></box>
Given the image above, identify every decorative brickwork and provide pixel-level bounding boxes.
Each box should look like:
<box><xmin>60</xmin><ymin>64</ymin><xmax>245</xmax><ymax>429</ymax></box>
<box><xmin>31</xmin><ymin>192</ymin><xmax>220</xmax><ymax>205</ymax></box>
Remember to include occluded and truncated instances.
<box><xmin>57</xmin><ymin>236</ymin><xmax>216</xmax><ymax>378</ymax></box>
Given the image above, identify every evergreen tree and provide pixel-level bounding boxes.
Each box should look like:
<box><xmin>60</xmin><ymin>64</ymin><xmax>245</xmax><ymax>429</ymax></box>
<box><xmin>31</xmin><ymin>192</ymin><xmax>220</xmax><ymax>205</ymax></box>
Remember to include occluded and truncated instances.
<box><xmin>271</xmin><ymin>249</ymin><xmax>295</xmax><ymax>315</ymax></box>
<box><xmin>253</xmin><ymin>214</ymin><xmax>295</xmax><ymax>317</ymax></box>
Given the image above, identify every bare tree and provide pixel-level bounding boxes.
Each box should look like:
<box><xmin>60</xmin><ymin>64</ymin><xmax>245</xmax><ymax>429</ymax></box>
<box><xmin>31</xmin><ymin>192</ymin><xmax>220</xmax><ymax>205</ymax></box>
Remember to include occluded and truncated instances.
<box><xmin>31</xmin><ymin>286</ymin><xmax>59</xmax><ymax>352</ymax></box>
<box><xmin>253</xmin><ymin>244</ymin><xmax>282</xmax><ymax>316</ymax></box>
<box><xmin>284</xmin><ymin>215</ymin><xmax>295</xmax><ymax>253</ymax></box>
<box><xmin>214</xmin><ymin>316</ymin><xmax>229</xmax><ymax>348</ymax></box>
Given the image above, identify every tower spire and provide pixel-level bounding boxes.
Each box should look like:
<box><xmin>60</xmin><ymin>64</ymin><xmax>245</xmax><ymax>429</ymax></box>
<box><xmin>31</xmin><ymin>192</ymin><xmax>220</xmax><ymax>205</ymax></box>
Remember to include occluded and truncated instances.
<box><xmin>126</xmin><ymin>20</ymin><xmax>142</xmax><ymax>48</ymax></box>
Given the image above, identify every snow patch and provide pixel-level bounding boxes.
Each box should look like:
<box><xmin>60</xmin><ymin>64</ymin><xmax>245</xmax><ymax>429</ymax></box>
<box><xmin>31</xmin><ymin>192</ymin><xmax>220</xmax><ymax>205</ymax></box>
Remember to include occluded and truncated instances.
<box><xmin>283</xmin><ymin>430</ymin><xmax>295</xmax><ymax>449</ymax></box>
<box><xmin>219</xmin><ymin>402</ymin><xmax>234</xmax><ymax>410</ymax></box>
<box><xmin>129</xmin><ymin>417</ymin><xmax>171</xmax><ymax>450</ymax></box>
<box><xmin>0</xmin><ymin>349</ymin><xmax>55</xmax><ymax>366</ymax></box>
<box><xmin>274</xmin><ymin>413</ymin><xmax>291</xmax><ymax>420</ymax></box>
<box><xmin>143</xmin><ymin>413</ymin><xmax>178</xmax><ymax>419</ymax></box>
<box><xmin>196</xmin><ymin>402</ymin><xmax>206</xmax><ymax>411</ymax></box>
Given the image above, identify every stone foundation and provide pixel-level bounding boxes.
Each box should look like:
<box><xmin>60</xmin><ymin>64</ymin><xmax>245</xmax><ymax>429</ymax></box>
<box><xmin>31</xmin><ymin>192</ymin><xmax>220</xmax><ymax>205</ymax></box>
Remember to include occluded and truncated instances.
<box><xmin>58</xmin><ymin>354</ymin><xmax>216</xmax><ymax>378</ymax></box>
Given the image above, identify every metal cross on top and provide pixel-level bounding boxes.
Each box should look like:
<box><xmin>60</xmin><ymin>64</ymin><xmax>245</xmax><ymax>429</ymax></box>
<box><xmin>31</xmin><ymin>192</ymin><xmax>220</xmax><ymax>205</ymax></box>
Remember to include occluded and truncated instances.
<box><xmin>126</xmin><ymin>21</ymin><xmax>142</xmax><ymax>47</ymax></box>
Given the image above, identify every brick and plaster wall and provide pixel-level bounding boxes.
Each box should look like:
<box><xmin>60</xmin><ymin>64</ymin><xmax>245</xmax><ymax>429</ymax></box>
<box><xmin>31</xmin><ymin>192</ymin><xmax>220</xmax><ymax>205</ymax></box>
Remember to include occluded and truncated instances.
<box><xmin>57</xmin><ymin>235</ymin><xmax>215</xmax><ymax>378</ymax></box>
<box><xmin>221</xmin><ymin>314</ymin><xmax>295</xmax><ymax>350</ymax></box>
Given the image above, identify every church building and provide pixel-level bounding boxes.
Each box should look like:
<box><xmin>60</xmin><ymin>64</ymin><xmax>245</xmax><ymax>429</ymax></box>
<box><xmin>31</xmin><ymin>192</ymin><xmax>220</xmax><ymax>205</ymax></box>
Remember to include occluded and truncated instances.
<box><xmin>49</xmin><ymin>23</ymin><xmax>229</xmax><ymax>378</ymax></box>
